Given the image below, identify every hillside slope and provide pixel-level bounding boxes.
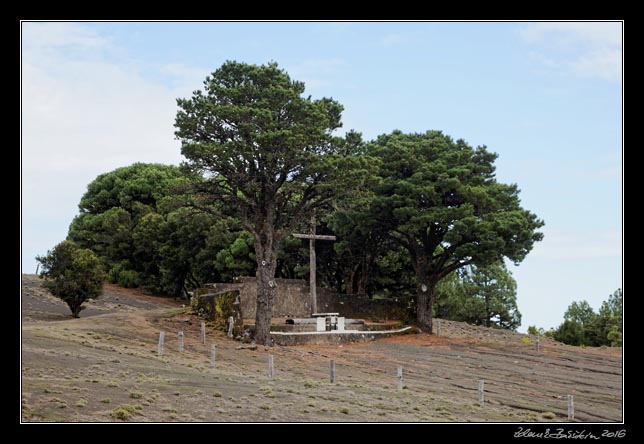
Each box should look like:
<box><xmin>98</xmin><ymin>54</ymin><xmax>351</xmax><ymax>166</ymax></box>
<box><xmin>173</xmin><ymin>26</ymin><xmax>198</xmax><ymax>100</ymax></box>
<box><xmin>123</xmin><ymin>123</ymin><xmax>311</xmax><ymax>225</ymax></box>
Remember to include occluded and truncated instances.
<box><xmin>21</xmin><ymin>274</ymin><xmax>622</xmax><ymax>422</ymax></box>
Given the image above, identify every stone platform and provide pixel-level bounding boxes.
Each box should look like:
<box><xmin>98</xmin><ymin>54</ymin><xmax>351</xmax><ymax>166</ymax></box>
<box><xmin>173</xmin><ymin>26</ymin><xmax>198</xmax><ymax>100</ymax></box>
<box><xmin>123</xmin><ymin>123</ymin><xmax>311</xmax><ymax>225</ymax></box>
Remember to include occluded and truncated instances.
<box><xmin>270</xmin><ymin>326</ymin><xmax>413</xmax><ymax>346</ymax></box>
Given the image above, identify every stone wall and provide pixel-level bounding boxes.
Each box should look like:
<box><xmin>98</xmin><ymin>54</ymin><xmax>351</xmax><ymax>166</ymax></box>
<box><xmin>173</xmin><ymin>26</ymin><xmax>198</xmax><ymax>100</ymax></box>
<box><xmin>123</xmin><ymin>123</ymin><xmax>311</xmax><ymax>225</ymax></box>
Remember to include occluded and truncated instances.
<box><xmin>192</xmin><ymin>289</ymin><xmax>244</xmax><ymax>336</ymax></box>
<box><xmin>204</xmin><ymin>277</ymin><xmax>311</xmax><ymax>319</ymax></box>
<box><xmin>202</xmin><ymin>277</ymin><xmax>409</xmax><ymax>321</ymax></box>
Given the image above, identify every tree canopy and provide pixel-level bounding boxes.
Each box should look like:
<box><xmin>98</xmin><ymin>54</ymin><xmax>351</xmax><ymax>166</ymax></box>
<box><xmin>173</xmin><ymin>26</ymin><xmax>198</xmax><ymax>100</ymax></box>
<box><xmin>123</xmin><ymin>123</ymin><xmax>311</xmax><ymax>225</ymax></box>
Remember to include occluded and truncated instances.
<box><xmin>174</xmin><ymin>61</ymin><xmax>375</xmax><ymax>344</ymax></box>
<box><xmin>67</xmin><ymin>162</ymin><xmax>247</xmax><ymax>297</ymax></box>
<box><xmin>364</xmin><ymin>130</ymin><xmax>544</xmax><ymax>331</ymax></box>
<box><xmin>36</xmin><ymin>240</ymin><xmax>105</xmax><ymax>317</ymax></box>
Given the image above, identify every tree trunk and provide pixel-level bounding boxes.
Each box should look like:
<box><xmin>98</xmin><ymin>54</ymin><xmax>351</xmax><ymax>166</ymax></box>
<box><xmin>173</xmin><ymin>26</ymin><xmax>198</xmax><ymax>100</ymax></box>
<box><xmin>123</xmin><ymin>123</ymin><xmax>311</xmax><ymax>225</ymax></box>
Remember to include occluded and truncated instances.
<box><xmin>344</xmin><ymin>269</ymin><xmax>356</xmax><ymax>296</ymax></box>
<box><xmin>415</xmin><ymin>262</ymin><xmax>436</xmax><ymax>333</ymax></box>
<box><xmin>253</xmin><ymin>245</ymin><xmax>278</xmax><ymax>346</ymax></box>
<box><xmin>70</xmin><ymin>302</ymin><xmax>82</xmax><ymax>318</ymax></box>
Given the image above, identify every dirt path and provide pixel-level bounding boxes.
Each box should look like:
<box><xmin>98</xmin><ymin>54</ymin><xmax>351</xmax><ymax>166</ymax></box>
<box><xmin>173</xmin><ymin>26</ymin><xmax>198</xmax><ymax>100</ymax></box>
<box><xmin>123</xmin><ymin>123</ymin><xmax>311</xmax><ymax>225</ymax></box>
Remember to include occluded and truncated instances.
<box><xmin>21</xmin><ymin>275</ymin><xmax>622</xmax><ymax>422</ymax></box>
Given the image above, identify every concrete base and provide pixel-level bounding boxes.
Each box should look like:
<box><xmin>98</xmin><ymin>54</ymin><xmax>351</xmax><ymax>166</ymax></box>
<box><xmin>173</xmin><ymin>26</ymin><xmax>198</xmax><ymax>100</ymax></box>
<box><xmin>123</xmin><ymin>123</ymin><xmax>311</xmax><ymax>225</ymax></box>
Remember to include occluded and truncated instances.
<box><xmin>270</xmin><ymin>326</ymin><xmax>413</xmax><ymax>346</ymax></box>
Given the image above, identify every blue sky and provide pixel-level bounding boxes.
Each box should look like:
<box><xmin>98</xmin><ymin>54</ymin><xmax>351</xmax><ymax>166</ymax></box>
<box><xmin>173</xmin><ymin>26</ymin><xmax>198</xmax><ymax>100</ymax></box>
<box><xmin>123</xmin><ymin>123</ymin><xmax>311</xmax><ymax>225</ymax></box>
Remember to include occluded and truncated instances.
<box><xmin>21</xmin><ymin>21</ymin><xmax>622</xmax><ymax>331</ymax></box>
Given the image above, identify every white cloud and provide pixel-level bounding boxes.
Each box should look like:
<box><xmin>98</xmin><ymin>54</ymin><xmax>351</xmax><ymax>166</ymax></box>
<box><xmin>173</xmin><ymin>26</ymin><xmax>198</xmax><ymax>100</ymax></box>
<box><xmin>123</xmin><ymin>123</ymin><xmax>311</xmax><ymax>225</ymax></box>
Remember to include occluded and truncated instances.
<box><xmin>520</xmin><ymin>22</ymin><xmax>622</xmax><ymax>82</ymax></box>
<box><xmin>21</xmin><ymin>23</ymin><xmax>185</xmax><ymax>270</ymax></box>
<box><xmin>521</xmin><ymin>22</ymin><xmax>622</xmax><ymax>47</ymax></box>
<box><xmin>22</xmin><ymin>22</ymin><xmax>111</xmax><ymax>51</ymax></box>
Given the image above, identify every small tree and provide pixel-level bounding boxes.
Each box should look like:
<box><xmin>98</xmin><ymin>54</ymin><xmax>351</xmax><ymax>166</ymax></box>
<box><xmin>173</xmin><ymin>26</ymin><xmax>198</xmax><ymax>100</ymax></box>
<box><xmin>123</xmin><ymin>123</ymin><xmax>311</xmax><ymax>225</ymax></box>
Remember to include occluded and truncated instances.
<box><xmin>434</xmin><ymin>262</ymin><xmax>521</xmax><ymax>330</ymax></box>
<box><xmin>36</xmin><ymin>241</ymin><xmax>105</xmax><ymax>318</ymax></box>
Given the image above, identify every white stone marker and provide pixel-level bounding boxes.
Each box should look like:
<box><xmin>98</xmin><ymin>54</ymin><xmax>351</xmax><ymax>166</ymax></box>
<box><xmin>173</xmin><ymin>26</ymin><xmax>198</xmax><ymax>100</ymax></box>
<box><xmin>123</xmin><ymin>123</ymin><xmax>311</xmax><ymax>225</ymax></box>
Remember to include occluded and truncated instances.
<box><xmin>397</xmin><ymin>366</ymin><xmax>403</xmax><ymax>390</ymax></box>
<box><xmin>330</xmin><ymin>360</ymin><xmax>336</xmax><ymax>383</ymax></box>
<box><xmin>568</xmin><ymin>394</ymin><xmax>574</xmax><ymax>420</ymax></box>
<box><xmin>268</xmin><ymin>354</ymin><xmax>274</xmax><ymax>379</ymax></box>
<box><xmin>158</xmin><ymin>331</ymin><xmax>165</xmax><ymax>357</ymax></box>
<box><xmin>316</xmin><ymin>317</ymin><xmax>326</xmax><ymax>332</ymax></box>
<box><xmin>210</xmin><ymin>344</ymin><xmax>216</xmax><ymax>368</ymax></box>
<box><xmin>478</xmin><ymin>380</ymin><xmax>485</xmax><ymax>403</ymax></box>
<box><xmin>178</xmin><ymin>331</ymin><xmax>184</xmax><ymax>353</ymax></box>
<box><xmin>201</xmin><ymin>321</ymin><xmax>206</xmax><ymax>344</ymax></box>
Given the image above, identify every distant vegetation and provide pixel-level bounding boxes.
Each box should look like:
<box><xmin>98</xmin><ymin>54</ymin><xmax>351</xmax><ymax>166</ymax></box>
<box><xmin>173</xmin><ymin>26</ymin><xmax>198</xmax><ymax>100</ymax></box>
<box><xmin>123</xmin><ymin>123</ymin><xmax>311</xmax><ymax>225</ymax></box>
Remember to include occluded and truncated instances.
<box><xmin>528</xmin><ymin>288</ymin><xmax>622</xmax><ymax>347</ymax></box>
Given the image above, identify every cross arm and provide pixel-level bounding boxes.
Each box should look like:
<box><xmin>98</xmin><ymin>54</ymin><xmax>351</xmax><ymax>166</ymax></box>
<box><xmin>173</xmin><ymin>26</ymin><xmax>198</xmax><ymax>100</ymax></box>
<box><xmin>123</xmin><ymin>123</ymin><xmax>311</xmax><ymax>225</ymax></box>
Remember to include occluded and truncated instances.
<box><xmin>292</xmin><ymin>234</ymin><xmax>337</xmax><ymax>241</ymax></box>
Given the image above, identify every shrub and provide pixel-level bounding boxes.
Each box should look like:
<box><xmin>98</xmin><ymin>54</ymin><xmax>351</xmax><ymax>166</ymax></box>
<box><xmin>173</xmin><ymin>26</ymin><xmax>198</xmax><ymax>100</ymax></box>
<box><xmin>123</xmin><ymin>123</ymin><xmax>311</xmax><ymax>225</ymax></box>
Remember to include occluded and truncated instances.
<box><xmin>110</xmin><ymin>404</ymin><xmax>142</xmax><ymax>421</ymax></box>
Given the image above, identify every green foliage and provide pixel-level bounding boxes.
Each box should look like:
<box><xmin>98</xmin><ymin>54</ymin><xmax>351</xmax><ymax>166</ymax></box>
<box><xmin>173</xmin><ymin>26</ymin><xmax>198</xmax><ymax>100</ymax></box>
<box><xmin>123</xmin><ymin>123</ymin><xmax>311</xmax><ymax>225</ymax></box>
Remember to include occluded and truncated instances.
<box><xmin>364</xmin><ymin>130</ymin><xmax>544</xmax><ymax>331</ymax></box>
<box><xmin>175</xmin><ymin>60</ymin><xmax>377</xmax><ymax>344</ymax></box>
<box><xmin>434</xmin><ymin>262</ymin><xmax>521</xmax><ymax>330</ymax></box>
<box><xmin>67</xmin><ymin>162</ymin><xmax>247</xmax><ymax>298</ymax></box>
<box><xmin>108</xmin><ymin>261</ymin><xmax>139</xmax><ymax>288</ymax></box>
<box><xmin>110</xmin><ymin>404</ymin><xmax>142</xmax><ymax>421</ymax></box>
<box><xmin>36</xmin><ymin>240</ymin><xmax>105</xmax><ymax>317</ymax></box>
<box><xmin>552</xmin><ymin>289</ymin><xmax>622</xmax><ymax>347</ymax></box>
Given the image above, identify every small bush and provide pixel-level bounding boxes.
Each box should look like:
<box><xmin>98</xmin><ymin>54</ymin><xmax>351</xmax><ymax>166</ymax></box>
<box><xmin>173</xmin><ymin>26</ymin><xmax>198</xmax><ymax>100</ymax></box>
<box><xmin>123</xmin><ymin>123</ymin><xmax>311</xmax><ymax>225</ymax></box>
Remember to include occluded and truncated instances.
<box><xmin>129</xmin><ymin>392</ymin><xmax>143</xmax><ymax>399</ymax></box>
<box><xmin>340</xmin><ymin>408</ymin><xmax>349</xmax><ymax>414</ymax></box>
<box><xmin>75</xmin><ymin>399</ymin><xmax>88</xmax><ymax>407</ymax></box>
<box><xmin>108</xmin><ymin>263</ymin><xmax>139</xmax><ymax>288</ymax></box>
<box><xmin>259</xmin><ymin>404</ymin><xmax>271</xmax><ymax>410</ymax></box>
<box><xmin>110</xmin><ymin>404</ymin><xmax>142</xmax><ymax>421</ymax></box>
<box><xmin>542</xmin><ymin>412</ymin><xmax>556</xmax><ymax>420</ymax></box>
<box><xmin>213</xmin><ymin>392</ymin><xmax>222</xmax><ymax>398</ymax></box>
<box><xmin>521</xmin><ymin>337</ymin><xmax>531</xmax><ymax>345</ymax></box>
<box><xmin>100</xmin><ymin>399</ymin><xmax>111</xmax><ymax>404</ymax></box>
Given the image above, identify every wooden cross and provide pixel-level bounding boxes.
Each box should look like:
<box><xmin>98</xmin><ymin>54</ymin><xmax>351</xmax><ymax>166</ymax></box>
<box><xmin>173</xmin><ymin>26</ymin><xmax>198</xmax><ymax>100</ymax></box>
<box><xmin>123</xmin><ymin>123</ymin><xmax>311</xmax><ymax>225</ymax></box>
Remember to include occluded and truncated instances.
<box><xmin>292</xmin><ymin>215</ymin><xmax>336</xmax><ymax>315</ymax></box>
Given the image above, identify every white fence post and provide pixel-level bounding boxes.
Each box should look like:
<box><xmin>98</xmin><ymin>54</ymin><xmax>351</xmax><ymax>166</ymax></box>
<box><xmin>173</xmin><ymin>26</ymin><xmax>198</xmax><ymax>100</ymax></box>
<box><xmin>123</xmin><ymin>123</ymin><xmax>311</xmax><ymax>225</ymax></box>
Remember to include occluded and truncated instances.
<box><xmin>157</xmin><ymin>331</ymin><xmax>165</xmax><ymax>357</ymax></box>
<box><xmin>478</xmin><ymin>380</ymin><xmax>485</xmax><ymax>403</ymax></box>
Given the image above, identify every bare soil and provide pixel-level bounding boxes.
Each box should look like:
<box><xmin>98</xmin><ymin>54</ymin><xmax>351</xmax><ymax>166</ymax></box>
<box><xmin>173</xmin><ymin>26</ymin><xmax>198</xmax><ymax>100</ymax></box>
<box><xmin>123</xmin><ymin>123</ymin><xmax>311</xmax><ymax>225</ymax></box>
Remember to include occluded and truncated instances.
<box><xmin>21</xmin><ymin>274</ymin><xmax>622</xmax><ymax>423</ymax></box>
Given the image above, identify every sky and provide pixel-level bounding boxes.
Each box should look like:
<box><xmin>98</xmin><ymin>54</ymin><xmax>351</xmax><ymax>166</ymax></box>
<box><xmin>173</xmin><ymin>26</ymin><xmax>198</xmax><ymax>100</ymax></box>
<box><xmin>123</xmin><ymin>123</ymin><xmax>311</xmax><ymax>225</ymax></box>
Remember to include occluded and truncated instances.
<box><xmin>21</xmin><ymin>21</ymin><xmax>622</xmax><ymax>332</ymax></box>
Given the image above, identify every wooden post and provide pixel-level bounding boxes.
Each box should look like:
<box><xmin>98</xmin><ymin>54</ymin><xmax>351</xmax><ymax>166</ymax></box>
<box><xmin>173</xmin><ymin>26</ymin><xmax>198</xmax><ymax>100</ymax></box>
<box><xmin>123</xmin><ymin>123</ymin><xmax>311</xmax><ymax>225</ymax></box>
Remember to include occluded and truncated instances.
<box><xmin>210</xmin><ymin>344</ymin><xmax>216</xmax><ymax>368</ymax></box>
<box><xmin>397</xmin><ymin>366</ymin><xmax>403</xmax><ymax>390</ymax></box>
<box><xmin>567</xmin><ymin>395</ymin><xmax>574</xmax><ymax>420</ymax></box>
<box><xmin>227</xmin><ymin>316</ymin><xmax>234</xmax><ymax>338</ymax></box>
<box><xmin>310</xmin><ymin>214</ymin><xmax>317</xmax><ymax>314</ymax></box>
<box><xmin>329</xmin><ymin>360</ymin><xmax>336</xmax><ymax>383</ymax></box>
<box><xmin>178</xmin><ymin>331</ymin><xmax>184</xmax><ymax>353</ymax></box>
<box><xmin>35</xmin><ymin>263</ymin><xmax>40</xmax><ymax>275</ymax></box>
<box><xmin>157</xmin><ymin>331</ymin><xmax>165</xmax><ymax>357</ymax></box>
<box><xmin>268</xmin><ymin>354</ymin><xmax>274</xmax><ymax>379</ymax></box>
<box><xmin>437</xmin><ymin>319</ymin><xmax>441</xmax><ymax>336</ymax></box>
<box><xmin>536</xmin><ymin>337</ymin><xmax>540</xmax><ymax>352</ymax></box>
<box><xmin>201</xmin><ymin>321</ymin><xmax>206</xmax><ymax>345</ymax></box>
<box><xmin>291</xmin><ymin>215</ymin><xmax>335</xmax><ymax>315</ymax></box>
<box><xmin>478</xmin><ymin>380</ymin><xmax>485</xmax><ymax>403</ymax></box>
